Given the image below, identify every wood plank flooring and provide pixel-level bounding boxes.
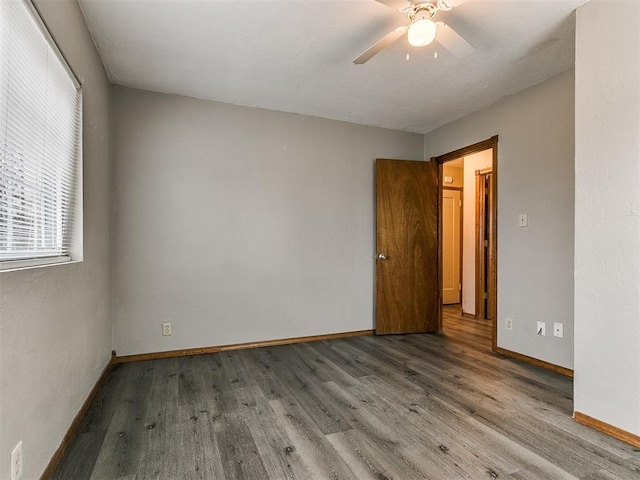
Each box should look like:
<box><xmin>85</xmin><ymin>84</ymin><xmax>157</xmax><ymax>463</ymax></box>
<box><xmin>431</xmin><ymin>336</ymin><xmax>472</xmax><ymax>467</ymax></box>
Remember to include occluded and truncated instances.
<box><xmin>52</xmin><ymin>307</ymin><xmax>640</xmax><ymax>479</ymax></box>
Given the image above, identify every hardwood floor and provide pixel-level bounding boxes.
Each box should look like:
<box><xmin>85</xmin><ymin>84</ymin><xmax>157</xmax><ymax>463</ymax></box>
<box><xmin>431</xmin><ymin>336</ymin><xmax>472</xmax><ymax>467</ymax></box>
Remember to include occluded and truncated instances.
<box><xmin>52</xmin><ymin>311</ymin><xmax>640</xmax><ymax>479</ymax></box>
<box><xmin>441</xmin><ymin>303</ymin><xmax>493</xmax><ymax>352</ymax></box>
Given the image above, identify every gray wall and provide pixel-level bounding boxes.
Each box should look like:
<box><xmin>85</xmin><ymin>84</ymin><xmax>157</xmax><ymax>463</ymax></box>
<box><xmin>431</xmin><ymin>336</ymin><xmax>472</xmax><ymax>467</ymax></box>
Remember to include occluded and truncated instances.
<box><xmin>424</xmin><ymin>70</ymin><xmax>575</xmax><ymax>369</ymax></box>
<box><xmin>0</xmin><ymin>1</ymin><xmax>112</xmax><ymax>479</ymax></box>
<box><xmin>111</xmin><ymin>87</ymin><xmax>424</xmax><ymax>356</ymax></box>
<box><xmin>574</xmin><ymin>0</ymin><xmax>640</xmax><ymax>436</ymax></box>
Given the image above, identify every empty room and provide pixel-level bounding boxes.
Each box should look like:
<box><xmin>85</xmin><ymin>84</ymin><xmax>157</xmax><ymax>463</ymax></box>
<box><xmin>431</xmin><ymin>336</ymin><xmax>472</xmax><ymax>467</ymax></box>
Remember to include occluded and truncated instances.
<box><xmin>1</xmin><ymin>0</ymin><xmax>639</xmax><ymax>479</ymax></box>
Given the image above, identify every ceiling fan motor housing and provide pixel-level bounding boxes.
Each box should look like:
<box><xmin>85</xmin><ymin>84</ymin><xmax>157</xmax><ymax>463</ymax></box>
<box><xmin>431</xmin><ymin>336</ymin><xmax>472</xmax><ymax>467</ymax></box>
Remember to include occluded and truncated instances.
<box><xmin>405</xmin><ymin>1</ymin><xmax>453</xmax><ymax>21</ymax></box>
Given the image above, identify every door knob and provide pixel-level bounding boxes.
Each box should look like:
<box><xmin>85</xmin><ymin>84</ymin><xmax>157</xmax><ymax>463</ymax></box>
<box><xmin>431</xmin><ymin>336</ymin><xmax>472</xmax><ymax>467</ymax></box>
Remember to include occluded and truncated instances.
<box><xmin>377</xmin><ymin>253</ymin><xmax>387</xmax><ymax>260</ymax></box>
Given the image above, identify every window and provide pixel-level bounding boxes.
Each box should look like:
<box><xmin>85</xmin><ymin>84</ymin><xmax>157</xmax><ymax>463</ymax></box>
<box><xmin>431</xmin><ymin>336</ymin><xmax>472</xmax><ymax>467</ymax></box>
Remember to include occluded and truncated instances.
<box><xmin>0</xmin><ymin>0</ymin><xmax>82</xmax><ymax>270</ymax></box>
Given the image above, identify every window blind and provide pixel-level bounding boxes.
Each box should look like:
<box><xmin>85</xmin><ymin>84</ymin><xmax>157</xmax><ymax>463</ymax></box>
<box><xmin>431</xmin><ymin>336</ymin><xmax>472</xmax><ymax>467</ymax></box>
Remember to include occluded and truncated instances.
<box><xmin>0</xmin><ymin>0</ymin><xmax>82</xmax><ymax>263</ymax></box>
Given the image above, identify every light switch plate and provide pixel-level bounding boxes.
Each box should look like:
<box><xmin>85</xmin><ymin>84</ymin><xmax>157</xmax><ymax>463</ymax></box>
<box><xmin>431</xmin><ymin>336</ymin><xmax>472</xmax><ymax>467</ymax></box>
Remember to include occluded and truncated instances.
<box><xmin>519</xmin><ymin>214</ymin><xmax>528</xmax><ymax>227</ymax></box>
<box><xmin>537</xmin><ymin>321</ymin><xmax>546</xmax><ymax>336</ymax></box>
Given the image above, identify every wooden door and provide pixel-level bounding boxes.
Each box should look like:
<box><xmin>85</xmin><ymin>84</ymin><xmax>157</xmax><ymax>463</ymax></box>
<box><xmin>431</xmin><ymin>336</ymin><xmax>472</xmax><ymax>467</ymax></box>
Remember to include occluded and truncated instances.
<box><xmin>442</xmin><ymin>189</ymin><xmax>462</xmax><ymax>304</ymax></box>
<box><xmin>375</xmin><ymin>159</ymin><xmax>438</xmax><ymax>334</ymax></box>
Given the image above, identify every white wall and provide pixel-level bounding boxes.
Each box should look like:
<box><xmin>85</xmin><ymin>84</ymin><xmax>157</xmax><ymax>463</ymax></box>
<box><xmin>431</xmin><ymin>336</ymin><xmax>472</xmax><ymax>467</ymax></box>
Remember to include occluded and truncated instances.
<box><xmin>424</xmin><ymin>70</ymin><xmax>575</xmax><ymax>369</ymax></box>
<box><xmin>574</xmin><ymin>0</ymin><xmax>640</xmax><ymax>436</ymax></box>
<box><xmin>461</xmin><ymin>150</ymin><xmax>493</xmax><ymax>316</ymax></box>
<box><xmin>0</xmin><ymin>1</ymin><xmax>112</xmax><ymax>479</ymax></box>
<box><xmin>111</xmin><ymin>87</ymin><xmax>424</xmax><ymax>356</ymax></box>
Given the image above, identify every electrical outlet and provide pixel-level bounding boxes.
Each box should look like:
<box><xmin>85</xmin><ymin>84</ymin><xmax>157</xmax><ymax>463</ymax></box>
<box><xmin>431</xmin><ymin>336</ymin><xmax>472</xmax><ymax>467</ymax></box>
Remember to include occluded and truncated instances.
<box><xmin>554</xmin><ymin>322</ymin><xmax>564</xmax><ymax>338</ymax></box>
<box><xmin>11</xmin><ymin>441</ymin><xmax>23</xmax><ymax>480</ymax></box>
<box><xmin>162</xmin><ymin>322</ymin><xmax>172</xmax><ymax>336</ymax></box>
<box><xmin>505</xmin><ymin>318</ymin><xmax>513</xmax><ymax>331</ymax></box>
<box><xmin>537</xmin><ymin>321</ymin><xmax>546</xmax><ymax>336</ymax></box>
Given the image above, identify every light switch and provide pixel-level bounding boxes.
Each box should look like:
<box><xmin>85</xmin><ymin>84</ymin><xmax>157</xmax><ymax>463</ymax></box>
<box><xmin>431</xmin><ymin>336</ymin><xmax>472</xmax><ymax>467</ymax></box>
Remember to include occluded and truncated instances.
<box><xmin>518</xmin><ymin>214</ymin><xmax>528</xmax><ymax>227</ymax></box>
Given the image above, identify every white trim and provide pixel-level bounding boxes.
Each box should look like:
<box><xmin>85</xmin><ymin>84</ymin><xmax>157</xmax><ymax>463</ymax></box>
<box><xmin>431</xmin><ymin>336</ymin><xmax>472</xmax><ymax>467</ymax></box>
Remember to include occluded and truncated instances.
<box><xmin>0</xmin><ymin>256</ymin><xmax>72</xmax><ymax>272</ymax></box>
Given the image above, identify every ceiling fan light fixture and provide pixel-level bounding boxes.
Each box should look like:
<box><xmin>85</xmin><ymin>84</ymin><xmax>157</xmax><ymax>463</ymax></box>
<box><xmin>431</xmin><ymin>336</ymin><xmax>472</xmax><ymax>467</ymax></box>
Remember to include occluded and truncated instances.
<box><xmin>407</xmin><ymin>17</ymin><xmax>437</xmax><ymax>47</ymax></box>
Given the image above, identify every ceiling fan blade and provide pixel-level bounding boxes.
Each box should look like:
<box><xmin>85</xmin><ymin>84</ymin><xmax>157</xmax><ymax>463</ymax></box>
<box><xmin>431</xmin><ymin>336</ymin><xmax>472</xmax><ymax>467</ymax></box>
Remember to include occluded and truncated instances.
<box><xmin>436</xmin><ymin>23</ymin><xmax>475</xmax><ymax>58</ymax></box>
<box><xmin>353</xmin><ymin>26</ymin><xmax>407</xmax><ymax>64</ymax></box>
<box><xmin>373</xmin><ymin>0</ymin><xmax>413</xmax><ymax>11</ymax></box>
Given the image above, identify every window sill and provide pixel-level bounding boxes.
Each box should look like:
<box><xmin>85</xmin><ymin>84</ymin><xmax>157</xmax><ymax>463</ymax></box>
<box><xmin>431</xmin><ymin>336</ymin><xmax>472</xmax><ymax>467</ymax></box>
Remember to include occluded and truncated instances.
<box><xmin>0</xmin><ymin>256</ymin><xmax>77</xmax><ymax>273</ymax></box>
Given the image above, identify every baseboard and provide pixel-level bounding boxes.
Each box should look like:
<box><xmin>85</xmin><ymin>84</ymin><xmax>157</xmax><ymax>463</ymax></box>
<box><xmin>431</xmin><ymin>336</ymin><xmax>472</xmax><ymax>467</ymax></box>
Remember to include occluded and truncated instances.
<box><xmin>574</xmin><ymin>411</ymin><xmax>640</xmax><ymax>448</ymax></box>
<box><xmin>113</xmin><ymin>329</ymin><xmax>374</xmax><ymax>364</ymax></box>
<box><xmin>461</xmin><ymin>310</ymin><xmax>476</xmax><ymax>319</ymax></box>
<box><xmin>40</xmin><ymin>356</ymin><xmax>114</xmax><ymax>480</ymax></box>
<box><xmin>494</xmin><ymin>346</ymin><xmax>573</xmax><ymax>377</ymax></box>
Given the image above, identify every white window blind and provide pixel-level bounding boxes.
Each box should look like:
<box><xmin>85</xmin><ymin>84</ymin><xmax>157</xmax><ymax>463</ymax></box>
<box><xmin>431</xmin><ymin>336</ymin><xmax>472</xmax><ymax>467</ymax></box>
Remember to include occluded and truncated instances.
<box><xmin>0</xmin><ymin>0</ymin><xmax>82</xmax><ymax>264</ymax></box>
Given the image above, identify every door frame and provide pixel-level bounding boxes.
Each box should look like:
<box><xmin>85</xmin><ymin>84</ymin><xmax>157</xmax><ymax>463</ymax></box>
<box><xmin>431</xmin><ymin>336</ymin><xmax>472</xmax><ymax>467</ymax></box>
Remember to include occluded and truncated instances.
<box><xmin>432</xmin><ymin>135</ymin><xmax>498</xmax><ymax>351</ymax></box>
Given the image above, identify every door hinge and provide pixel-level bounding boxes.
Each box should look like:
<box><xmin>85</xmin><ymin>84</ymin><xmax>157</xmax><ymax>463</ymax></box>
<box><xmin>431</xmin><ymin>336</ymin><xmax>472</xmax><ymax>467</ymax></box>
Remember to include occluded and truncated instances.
<box><xmin>483</xmin><ymin>292</ymin><xmax>488</xmax><ymax>299</ymax></box>
<box><xmin>484</xmin><ymin>240</ymin><xmax>488</xmax><ymax>248</ymax></box>
<box><xmin>459</xmin><ymin>200</ymin><xmax>462</xmax><ymax>207</ymax></box>
<box><xmin>458</xmin><ymin>283</ymin><xmax>462</xmax><ymax>291</ymax></box>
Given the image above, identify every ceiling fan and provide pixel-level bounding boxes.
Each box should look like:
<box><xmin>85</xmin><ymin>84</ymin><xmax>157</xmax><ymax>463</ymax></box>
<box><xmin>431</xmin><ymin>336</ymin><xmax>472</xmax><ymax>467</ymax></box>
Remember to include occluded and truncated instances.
<box><xmin>353</xmin><ymin>0</ymin><xmax>475</xmax><ymax>64</ymax></box>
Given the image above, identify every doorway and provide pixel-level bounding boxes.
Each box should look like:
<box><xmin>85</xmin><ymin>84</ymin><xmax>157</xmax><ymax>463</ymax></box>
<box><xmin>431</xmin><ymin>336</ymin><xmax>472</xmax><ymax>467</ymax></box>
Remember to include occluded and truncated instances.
<box><xmin>441</xmin><ymin>161</ymin><xmax>463</xmax><ymax>306</ymax></box>
<box><xmin>433</xmin><ymin>136</ymin><xmax>498</xmax><ymax>350</ymax></box>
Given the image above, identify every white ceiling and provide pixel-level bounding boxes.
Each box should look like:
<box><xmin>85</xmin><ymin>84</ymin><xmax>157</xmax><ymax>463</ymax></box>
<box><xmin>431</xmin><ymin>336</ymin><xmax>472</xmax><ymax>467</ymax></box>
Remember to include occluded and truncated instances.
<box><xmin>78</xmin><ymin>0</ymin><xmax>584</xmax><ymax>134</ymax></box>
